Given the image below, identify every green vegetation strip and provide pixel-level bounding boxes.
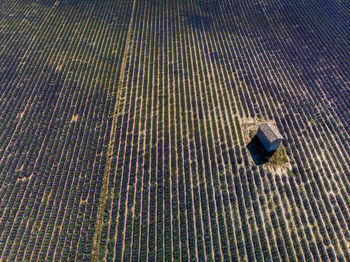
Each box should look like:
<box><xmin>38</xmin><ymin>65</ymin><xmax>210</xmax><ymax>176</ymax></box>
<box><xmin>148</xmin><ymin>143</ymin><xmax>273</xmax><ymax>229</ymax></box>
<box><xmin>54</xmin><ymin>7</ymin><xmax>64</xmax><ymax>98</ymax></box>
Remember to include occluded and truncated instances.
<box><xmin>91</xmin><ymin>0</ymin><xmax>137</xmax><ymax>260</ymax></box>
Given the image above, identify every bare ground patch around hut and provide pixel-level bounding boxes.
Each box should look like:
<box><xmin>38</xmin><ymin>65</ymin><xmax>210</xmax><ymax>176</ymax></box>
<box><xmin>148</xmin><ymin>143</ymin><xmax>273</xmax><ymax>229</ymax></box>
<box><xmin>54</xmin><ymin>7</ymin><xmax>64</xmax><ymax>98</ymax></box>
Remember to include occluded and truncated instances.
<box><xmin>241</xmin><ymin>117</ymin><xmax>291</xmax><ymax>174</ymax></box>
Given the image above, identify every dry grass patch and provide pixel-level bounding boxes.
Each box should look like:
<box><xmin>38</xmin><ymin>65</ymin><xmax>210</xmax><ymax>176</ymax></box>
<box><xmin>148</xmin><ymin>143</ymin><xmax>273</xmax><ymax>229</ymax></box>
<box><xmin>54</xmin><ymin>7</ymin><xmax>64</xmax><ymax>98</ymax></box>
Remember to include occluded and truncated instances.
<box><xmin>71</xmin><ymin>114</ymin><xmax>79</xmax><ymax>123</ymax></box>
<box><xmin>241</xmin><ymin>117</ymin><xmax>291</xmax><ymax>174</ymax></box>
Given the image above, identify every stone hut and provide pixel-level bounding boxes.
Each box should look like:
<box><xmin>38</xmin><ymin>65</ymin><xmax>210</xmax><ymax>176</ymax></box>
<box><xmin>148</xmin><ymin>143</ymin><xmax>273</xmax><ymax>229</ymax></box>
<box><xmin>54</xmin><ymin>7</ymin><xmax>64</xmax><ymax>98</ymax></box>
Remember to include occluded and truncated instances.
<box><xmin>256</xmin><ymin>123</ymin><xmax>283</xmax><ymax>152</ymax></box>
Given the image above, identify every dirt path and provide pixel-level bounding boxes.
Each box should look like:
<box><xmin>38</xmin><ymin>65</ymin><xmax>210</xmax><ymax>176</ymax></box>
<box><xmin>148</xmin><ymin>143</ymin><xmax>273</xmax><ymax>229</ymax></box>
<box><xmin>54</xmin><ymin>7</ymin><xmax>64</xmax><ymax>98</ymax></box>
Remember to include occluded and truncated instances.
<box><xmin>91</xmin><ymin>0</ymin><xmax>137</xmax><ymax>260</ymax></box>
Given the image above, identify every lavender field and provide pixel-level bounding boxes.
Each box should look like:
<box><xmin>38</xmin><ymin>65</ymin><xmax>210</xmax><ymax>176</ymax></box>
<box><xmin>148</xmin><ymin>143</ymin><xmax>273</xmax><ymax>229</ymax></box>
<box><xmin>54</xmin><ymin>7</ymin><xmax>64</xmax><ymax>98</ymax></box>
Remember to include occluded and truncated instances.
<box><xmin>0</xmin><ymin>0</ymin><xmax>349</xmax><ymax>260</ymax></box>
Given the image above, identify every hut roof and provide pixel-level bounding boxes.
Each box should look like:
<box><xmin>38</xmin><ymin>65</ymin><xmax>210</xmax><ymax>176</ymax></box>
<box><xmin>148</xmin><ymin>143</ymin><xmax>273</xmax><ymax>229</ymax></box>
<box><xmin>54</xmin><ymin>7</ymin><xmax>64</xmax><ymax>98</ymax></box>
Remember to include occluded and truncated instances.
<box><xmin>258</xmin><ymin>123</ymin><xmax>283</xmax><ymax>141</ymax></box>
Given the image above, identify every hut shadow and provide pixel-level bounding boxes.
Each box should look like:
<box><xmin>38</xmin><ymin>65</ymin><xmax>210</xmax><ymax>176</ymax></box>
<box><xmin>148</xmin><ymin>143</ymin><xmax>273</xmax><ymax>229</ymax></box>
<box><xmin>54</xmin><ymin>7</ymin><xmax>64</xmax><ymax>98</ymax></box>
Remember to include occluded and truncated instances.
<box><xmin>246</xmin><ymin>135</ymin><xmax>276</xmax><ymax>165</ymax></box>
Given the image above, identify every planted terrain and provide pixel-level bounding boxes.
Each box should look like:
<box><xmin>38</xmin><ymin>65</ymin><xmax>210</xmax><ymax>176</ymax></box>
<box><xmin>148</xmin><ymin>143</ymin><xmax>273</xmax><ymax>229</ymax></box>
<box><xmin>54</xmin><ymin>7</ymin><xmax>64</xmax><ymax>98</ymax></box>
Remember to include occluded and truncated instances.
<box><xmin>0</xmin><ymin>0</ymin><xmax>349</xmax><ymax>261</ymax></box>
